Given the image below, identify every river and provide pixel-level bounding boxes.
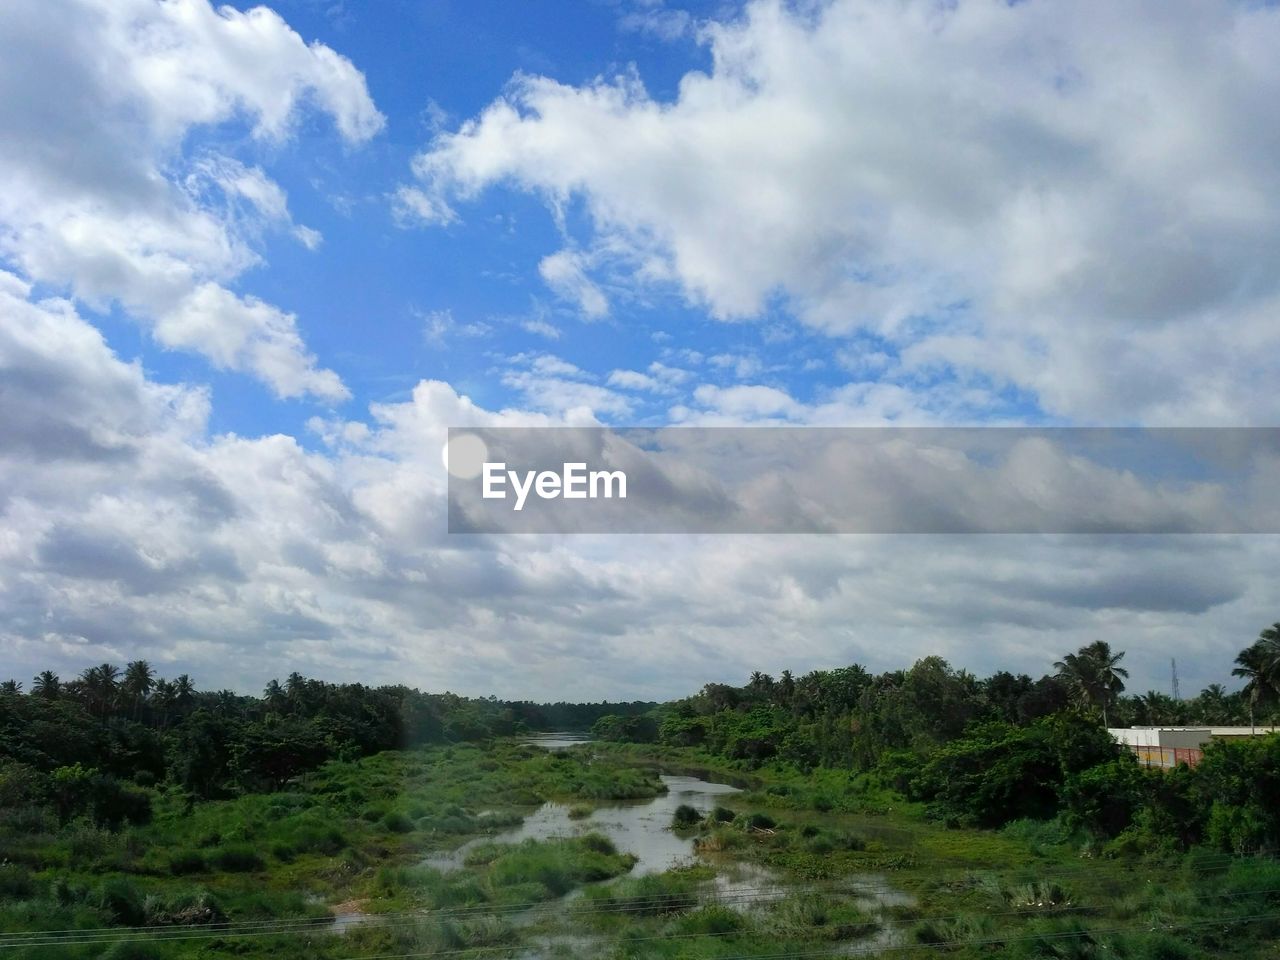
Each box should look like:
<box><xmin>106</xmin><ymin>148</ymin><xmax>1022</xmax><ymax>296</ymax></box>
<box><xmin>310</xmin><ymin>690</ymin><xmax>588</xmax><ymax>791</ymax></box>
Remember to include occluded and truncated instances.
<box><xmin>339</xmin><ymin>734</ymin><xmax>913</xmax><ymax>954</ymax></box>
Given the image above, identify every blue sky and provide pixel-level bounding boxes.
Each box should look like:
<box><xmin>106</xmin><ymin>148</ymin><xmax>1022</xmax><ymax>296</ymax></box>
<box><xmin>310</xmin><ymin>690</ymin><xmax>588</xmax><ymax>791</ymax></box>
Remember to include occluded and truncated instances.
<box><xmin>3</xmin><ymin>0</ymin><xmax>1280</xmax><ymax>700</ymax></box>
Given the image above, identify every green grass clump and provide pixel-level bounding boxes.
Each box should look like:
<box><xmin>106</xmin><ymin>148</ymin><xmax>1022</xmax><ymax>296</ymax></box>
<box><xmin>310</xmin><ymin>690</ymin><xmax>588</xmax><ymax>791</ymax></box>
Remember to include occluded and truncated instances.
<box><xmin>583</xmin><ymin>871</ymin><xmax>701</xmax><ymax>916</ymax></box>
<box><xmin>207</xmin><ymin>844</ymin><xmax>264</xmax><ymax>872</ymax></box>
<box><xmin>486</xmin><ymin>835</ymin><xmax>635</xmax><ymax>898</ymax></box>
<box><xmin>672</xmin><ymin>804</ymin><xmax>703</xmax><ymax>829</ymax></box>
<box><xmin>167</xmin><ymin>849</ymin><xmax>206</xmax><ymax>875</ymax></box>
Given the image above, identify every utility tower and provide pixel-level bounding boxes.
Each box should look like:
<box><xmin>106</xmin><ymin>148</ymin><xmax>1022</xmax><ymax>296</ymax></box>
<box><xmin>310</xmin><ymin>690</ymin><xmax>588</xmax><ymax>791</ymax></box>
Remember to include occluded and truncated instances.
<box><xmin>1171</xmin><ymin>658</ymin><xmax>1181</xmax><ymax>701</ymax></box>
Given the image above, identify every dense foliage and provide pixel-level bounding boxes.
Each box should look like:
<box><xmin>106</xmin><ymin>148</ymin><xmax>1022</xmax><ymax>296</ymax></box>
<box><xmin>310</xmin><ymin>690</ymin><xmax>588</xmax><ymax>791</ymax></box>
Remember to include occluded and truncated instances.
<box><xmin>0</xmin><ymin>665</ymin><xmax>654</xmax><ymax>820</ymax></box>
<box><xmin>593</xmin><ymin>626</ymin><xmax>1280</xmax><ymax>855</ymax></box>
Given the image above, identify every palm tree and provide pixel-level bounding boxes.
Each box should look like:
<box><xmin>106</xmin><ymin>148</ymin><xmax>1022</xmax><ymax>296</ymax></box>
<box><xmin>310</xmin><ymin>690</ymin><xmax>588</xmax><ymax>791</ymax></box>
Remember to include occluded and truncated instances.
<box><xmin>80</xmin><ymin>663</ymin><xmax>121</xmax><ymax>719</ymax></box>
<box><xmin>264</xmin><ymin>678</ymin><xmax>286</xmax><ymax>711</ymax></box>
<box><xmin>31</xmin><ymin>670</ymin><xmax>60</xmax><ymax>700</ymax></box>
<box><xmin>1232</xmin><ymin>642</ymin><xmax>1278</xmax><ymax>734</ymax></box>
<box><xmin>1054</xmin><ymin>641</ymin><xmax>1129</xmax><ymax>726</ymax></box>
<box><xmin>152</xmin><ymin>678</ymin><xmax>176</xmax><ymax>729</ymax></box>
<box><xmin>123</xmin><ymin>660</ymin><xmax>155</xmax><ymax>720</ymax></box>
<box><xmin>1195</xmin><ymin>683</ymin><xmax>1229</xmax><ymax>724</ymax></box>
<box><xmin>174</xmin><ymin>674</ymin><xmax>196</xmax><ymax>715</ymax></box>
<box><xmin>0</xmin><ymin>680</ymin><xmax>21</xmax><ymax>696</ymax></box>
<box><xmin>1137</xmin><ymin>690</ymin><xmax>1175</xmax><ymax>725</ymax></box>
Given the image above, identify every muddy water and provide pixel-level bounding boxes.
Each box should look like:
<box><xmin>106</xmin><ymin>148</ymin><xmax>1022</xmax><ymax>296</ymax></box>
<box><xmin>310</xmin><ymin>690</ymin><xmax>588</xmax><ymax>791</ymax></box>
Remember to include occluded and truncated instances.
<box><xmin>422</xmin><ymin>773</ymin><xmax>742</xmax><ymax>875</ymax></box>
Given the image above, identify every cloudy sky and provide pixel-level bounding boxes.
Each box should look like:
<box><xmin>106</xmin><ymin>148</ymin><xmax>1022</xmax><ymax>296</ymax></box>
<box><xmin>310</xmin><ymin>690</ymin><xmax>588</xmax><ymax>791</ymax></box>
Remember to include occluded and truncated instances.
<box><xmin>2</xmin><ymin>0</ymin><xmax>1279</xmax><ymax>701</ymax></box>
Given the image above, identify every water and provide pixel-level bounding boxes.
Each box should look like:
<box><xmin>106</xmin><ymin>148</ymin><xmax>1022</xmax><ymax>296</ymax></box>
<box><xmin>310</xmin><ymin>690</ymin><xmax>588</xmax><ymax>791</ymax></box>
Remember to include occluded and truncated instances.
<box><xmin>521</xmin><ymin>731</ymin><xmax>594</xmax><ymax>750</ymax></box>
<box><xmin>421</xmin><ymin>774</ymin><xmax>742</xmax><ymax>875</ymax></box>
<box><xmin>342</xmin><ymin>736</ymin><xmax>911</xmax><ymax>953</ymax></box>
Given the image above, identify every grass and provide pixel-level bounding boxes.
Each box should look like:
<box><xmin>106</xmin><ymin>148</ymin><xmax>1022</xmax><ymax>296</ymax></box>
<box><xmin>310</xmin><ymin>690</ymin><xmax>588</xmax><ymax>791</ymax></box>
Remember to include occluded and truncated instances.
<box><xmin>3</xmin><ymin>738</ymin><xmax>1280</xmax><ymax>959</ymax></box>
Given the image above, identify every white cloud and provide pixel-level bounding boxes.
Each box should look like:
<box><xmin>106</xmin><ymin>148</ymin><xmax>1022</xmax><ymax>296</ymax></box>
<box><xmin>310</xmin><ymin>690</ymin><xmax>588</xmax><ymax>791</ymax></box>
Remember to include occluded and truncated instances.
<box><xmin>0</xmin><ymin>0</ymin><xmax>384</xmax><ymax>400</ymax></box>
<box><xmin>538</xmin><ymin>250</ymin><xmax>610</xmax><ymax>318</ymax></box>
<box><xmin>403</xmin><ymin>0</ymin><xmax>1280</xmax><ymax>423</ymax></box>
<box><xmin>421</xmin><ymin>308</ymin><xmax>491</xmax><ymax>343</ymax></box>
<box><xmin>608</xmin><ymin>368</ymin><xmax>669</xmax><ymax>393</ymax></box>
<box><xmin>3</xmin><ymin>277</ymin><xmax>1277</xmax><ymax>700</ymax></box>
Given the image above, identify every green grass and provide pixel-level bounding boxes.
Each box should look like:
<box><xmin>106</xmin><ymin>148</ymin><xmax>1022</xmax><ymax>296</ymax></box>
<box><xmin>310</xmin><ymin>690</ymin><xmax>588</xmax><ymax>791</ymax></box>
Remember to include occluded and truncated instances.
<box><xmin>4</xmin><ymin>738</ymin><xmax>1280</xmax><ymax>959</ymax></box>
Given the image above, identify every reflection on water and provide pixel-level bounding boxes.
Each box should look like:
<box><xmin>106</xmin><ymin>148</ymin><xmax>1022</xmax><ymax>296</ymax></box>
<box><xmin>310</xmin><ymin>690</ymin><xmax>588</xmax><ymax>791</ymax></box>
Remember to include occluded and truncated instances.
<box><xmin>521</xmin><ymin>731</ymin><xmax>594</xmax><ymax>750</ymax></box>
<box><xmin>423</xmin><ymin>774</ymin><xmax>742</xmax><ymax>875</ymax></box>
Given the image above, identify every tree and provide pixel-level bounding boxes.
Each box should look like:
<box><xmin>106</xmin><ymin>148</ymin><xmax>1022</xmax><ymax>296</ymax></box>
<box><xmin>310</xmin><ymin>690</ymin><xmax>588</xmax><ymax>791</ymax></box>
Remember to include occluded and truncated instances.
<box><xmin>1054</xmin><ymin>641</ymin><xmax>1128</xmax><ymax>726</ymax></box>
<box><xmin>32</xmin><ymin>671</ymin><xmax>60</xmax><ymax>700</ymax></box>
<box><xmin>1232</xmin><ymin>642</ymin><xmax>1279</xmax><ymax>733</ymax></box>
<box><xmin>151</xmin><ymin>679</ymin><xmax>176</xmax><ymax>729</ymax></box>
<box><xmin>1193</xmin><ymin>683</ymin><xmax>1229</xmax><ymax>724</ymax></box>
<box><xmin>80</xmin><ymin>663</ymin><xmax>121</xmax><ymax>719</ymax></box>
<box><xmin>263</xmin><ymin>678</ymin><xmax>286</xmax><ymax>711</ymax></box>
<box><xmin>123</xmin><ymin>660</ymin><xmax>155</xmax><ymax>720</ymax></box>
<box><xmin>173</xmin><ymin>674</ymin><xmax>196</xmax><ymax>715</ymax></box>
<box><xmin>0</xmin><ymin>680</ymin><xmax>21</xmax><ymax>696</ymax></box>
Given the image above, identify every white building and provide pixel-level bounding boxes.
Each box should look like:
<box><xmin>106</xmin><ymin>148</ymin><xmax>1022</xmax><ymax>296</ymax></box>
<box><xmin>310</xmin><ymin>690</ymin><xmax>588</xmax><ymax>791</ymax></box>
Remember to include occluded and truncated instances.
<box><xmin>1107</xmin><ymin>726</ymin><xmax>1279</xmax><ymax>768</ymax></box>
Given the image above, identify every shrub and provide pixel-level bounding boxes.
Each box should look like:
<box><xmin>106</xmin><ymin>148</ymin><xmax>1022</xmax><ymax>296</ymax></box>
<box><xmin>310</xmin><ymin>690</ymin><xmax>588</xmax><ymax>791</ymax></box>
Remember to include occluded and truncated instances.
<box><xmin>746</xmin><ymin>812</ymin><xmax>776</xmax><ymax>831</ymax></box>
<box><xmin>678</xmin><ymin>905</ymin><xmax>744</xmax><ymax>935</ymax></box>
<box><xmin>93</xmin><ymin>877</ymin><xmax>145</xmax><ymax>926</ymax></box>
<box><xmin>141</xmin><ymin>889</ymin><xmax>226</xmax><ymax>926</ymax></box>
<box><xmin>270</xmin><ymin>842</ymin><xmax>296</xmax><ymax>862</ymax></box>
<box><xmin>671</xmin><ymin>804</ymin><xmax>703</xmax><ymax>829</ymax></box>
<box><xmin>711</xmin><ymin>806</ymin><xmax>736</xmax><ymax>823</ymax></box>
<box><xmin>382</xmin><ymin>811</ymin><xmax>414</xmax><ymax>833</ymax></box>
<box><xmin>0</xmin><ymin>864</ymin><xmax>34</xmax><ymax>898</ymax></box>
<box><xmin>580</xmin><ymin>834</ymin><xmax>618</xmax><ymax>855</ymax></box>
<box><xmin>168</xmin><ymin>850</ymin><xmax>206</xmax><ymax>876</ymax></box>
<box><xmin>101</xmin><ymin>944</ymin><xmax>161</xmax><ymax>960</ymax></box>
<box><xmin>208</xmin><ymin>845</ymin><xmax>263</xmax><ymax>872</ymax></box>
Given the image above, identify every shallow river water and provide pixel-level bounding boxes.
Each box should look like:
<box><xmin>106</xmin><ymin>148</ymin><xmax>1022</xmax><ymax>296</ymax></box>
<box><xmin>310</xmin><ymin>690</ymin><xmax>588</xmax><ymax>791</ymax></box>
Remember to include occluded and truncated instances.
<box><xmin>422</xmin><ymin>772</ymin><xmax>742</xmax><ymax>875</ymax></box>
<box><xmin>339</xmin><ymin>735</ymin><xmax>913</xmax><ymax>956</ymax></box>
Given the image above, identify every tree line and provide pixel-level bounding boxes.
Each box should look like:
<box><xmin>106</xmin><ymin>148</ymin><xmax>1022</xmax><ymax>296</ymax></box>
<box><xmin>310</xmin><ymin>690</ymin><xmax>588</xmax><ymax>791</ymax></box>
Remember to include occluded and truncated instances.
<box><xmin>0</xmin><ymin>665</ymin><xmax>653</xmax><ymax>828</ymax></box>
<box><xmin>590</xmin><ymin>624</ymin><xmax>1280</xmax><ymax>853</ymax></box>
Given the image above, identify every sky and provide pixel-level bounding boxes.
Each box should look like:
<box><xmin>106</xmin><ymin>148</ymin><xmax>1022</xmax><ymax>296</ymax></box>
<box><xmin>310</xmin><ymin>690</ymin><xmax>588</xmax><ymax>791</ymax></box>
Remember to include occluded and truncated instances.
<box><xmin>2</xmin><ymin>0</ymin><xmax>1280</xmax><ymax>701</ymax></box>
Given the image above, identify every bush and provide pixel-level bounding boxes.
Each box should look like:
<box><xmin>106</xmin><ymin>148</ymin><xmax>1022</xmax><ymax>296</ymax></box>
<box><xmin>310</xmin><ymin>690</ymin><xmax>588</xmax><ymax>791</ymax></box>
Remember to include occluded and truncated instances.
<box><xmin>382</xmin><ymin>810</ymin><xmax>414</xmax><ymax>833</ymax></box>
<box><xmin>208</xmin><ymin>845</ymin><xmax>263</xmax><ymax>872</ymax></box>
<box><xmin>101</xmin><ymin>944</ymin><xmax>161</xmax><ymax>960</ymax></box>
<box><xmin>1062</xmin><ymin>759</ymin><xmax>1148</xmax><ymax>840</ymax></box>
<box><xmin>168</xmin><ymin>850</ymin><xmax>206</xmax><ymax>875</ymax></box>
<box><xmin>580</xmin><ymin>834</ymin><xmax>618</xmax><ymax>855</ymax></box>
<box><xmin>93</xmin><ymin>877</ymin><xmax>145</xmax><ymax>925</ymax></box>
<box><xmin>746</xmin><ymin>812</ymin><xmax>776</xmax><ymax>831</ymax></box>
<box><xmin>711</xmin><ymin>806</ymin><xmax>736</xmax><ymax>823</ymax></box>
<box><xmin>141</xmin><ymin>889</ymin><xmax>226</xmax><ymax>926</ymax></box>
<box><xmin>271</xmin><ymin>842</ymin><xmax>296</xmax><ymax>862</ymax></box>
<box><xmin>0</xmin><ymin>864</ymin><xmax>34</xmax><ymax>898</ymax></box>
<box><xmin>671</xmin><ymin>804</ymin><xmax>702</xmax><ymax>828</ymax></box>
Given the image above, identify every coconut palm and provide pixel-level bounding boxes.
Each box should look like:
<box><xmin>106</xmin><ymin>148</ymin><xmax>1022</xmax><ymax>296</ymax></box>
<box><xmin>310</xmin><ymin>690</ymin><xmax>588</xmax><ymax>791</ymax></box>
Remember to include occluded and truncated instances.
<box><xmin>174</xmin><ymin>674</ymin><xmax>196</xmax><ymax>715</ymax></box>
<box><xmin>1194</xmin><ymin>683</ymin><xmax>1229</xmax><ymax>724</ymax></box>
<box><xmin>0</xmin><ymin>680</ymin><xmax>20</xmax><ymax>696</ymax></box>
<box><xmin>80</xmin><ymin>663</ymin><xmax>121</xmax><ymax>719</ymax></box>
<box><xmin>31</xmin><ymin>670</ymin><xmax>60</xmax><ymax>700</ymax></box>
<box><xmin>1232</xmin><ymin>642</ymin><xmax>1279</xmax><ymax>733</ymax></box>
<box><xmin>123</xmin><ymin>660</ymin><xmax>155</xmax><ymax>720</ymax></box>
<box><xmin>1054</xmin><ymin>641</ymin><xmax>1129</xmax><ymax>726</ymax></box>
<box><xmin>152</xmin><ymin>678</ymin><xmax>176</xmax><ymax>729</ymax></box>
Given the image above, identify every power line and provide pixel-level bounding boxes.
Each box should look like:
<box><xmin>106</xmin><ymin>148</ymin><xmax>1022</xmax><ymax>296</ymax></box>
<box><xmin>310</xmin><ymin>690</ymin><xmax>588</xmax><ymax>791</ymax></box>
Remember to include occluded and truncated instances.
<box><xmin>0</xmin><ymin>848</ymin><xmax>1261</xmax><ymax>945</ymax></box>
<box><xmin>3</xmin><ymin>871</ymin><xmax>1277</xmax><ymax>952</ymax></box>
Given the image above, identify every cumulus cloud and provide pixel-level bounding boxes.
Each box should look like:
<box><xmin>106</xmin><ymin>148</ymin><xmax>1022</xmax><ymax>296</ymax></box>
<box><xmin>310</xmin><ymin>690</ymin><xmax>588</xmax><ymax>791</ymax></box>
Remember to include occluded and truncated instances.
<box><xmin>402</xmin><ymin>0</ymin><xmax>1280</xmax><ymax>423</ymax></box>
<box><xmin>3</xmin><ymin>279</ymin><xmax>1276</xmax><ymax>700</ymax></box>
<box><xmin>0</xmin><ymin>0</ymin><xmax>384</xmax><ymax>400</ymax></box>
